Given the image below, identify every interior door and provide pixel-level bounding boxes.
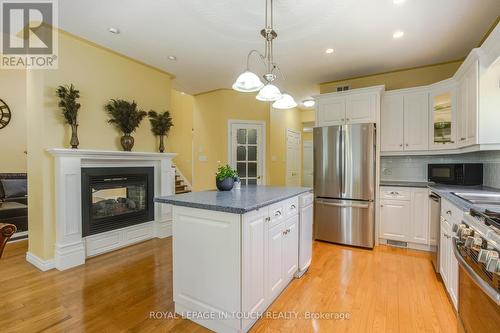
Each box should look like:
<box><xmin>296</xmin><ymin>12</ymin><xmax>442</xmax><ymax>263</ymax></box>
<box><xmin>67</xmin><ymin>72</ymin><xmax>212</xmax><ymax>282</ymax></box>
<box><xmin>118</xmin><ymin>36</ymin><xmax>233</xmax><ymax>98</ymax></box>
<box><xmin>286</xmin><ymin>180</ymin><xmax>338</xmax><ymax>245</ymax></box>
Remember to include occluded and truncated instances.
<box><xmin>342</xmin><ymin>124</ymin><xmax>375</xmax><ymax>201</ymax></box>
<box><xmin>230</xmin><ymin>122</ymin><xmax>264</xmax><ymax>185</ymax></box>
<box><xmin>313</xmin><ymin>126</ymin><xmax>342</xmax><ymax>198</ymax></box>
<box><xmin>302</xmin><ymin>140</ymin><xmax>313</xmax><ymax>187</ymax></box>
<box><xmin>286</xmin><ymin>129</ymin><xmax>301</xmax><ymax>186</ymax></box>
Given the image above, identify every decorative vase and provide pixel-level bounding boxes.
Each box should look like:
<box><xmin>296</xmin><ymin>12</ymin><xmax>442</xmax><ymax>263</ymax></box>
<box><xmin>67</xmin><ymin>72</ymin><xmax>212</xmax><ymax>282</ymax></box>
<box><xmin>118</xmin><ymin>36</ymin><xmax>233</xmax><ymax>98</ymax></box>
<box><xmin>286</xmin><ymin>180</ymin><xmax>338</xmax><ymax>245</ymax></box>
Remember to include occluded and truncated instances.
<box><xmin>216</xmin><ymin>177</ymin><xmax>234</xmax><ymax>191</ymax></box>
<box><xmin>159</xmin><ymin>135</ymin><xmax>165</xmax><ymax>153</ymax></box>
<box><xmin>120</xmin><ymin>133</ymin><xmax>135</xmax><ymax>151</ymax></box>
<box><xmin>70</xmin><ymin>124</ymin><xmax>79</xmax><ymax>149</ymax></box>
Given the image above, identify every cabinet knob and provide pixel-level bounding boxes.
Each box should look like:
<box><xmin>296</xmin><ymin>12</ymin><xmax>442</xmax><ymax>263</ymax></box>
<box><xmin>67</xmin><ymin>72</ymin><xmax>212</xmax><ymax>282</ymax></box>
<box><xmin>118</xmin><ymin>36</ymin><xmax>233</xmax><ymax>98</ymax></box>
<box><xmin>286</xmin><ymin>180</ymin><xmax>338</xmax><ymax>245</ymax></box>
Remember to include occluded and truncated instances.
<box><xmin>405</xmin><ymin>144</ymin><xmax>409</xmax><ymax>147</ymax></box>
<box><xmin>461</xmin><ymin>137</ymin><xmax>466</xmax><ymax>141</ymax></box>
<box><xmin>399</xmin><ymin>144</ymin><xmax>403</xmax><ymax>147</ymax></box>
<box><xmin>446</xmin><ymin>210</ymin><xmax>452</xmax><ymax>215</ymax></box>
<box><xmin>265</xmin><ymin>217</ymin><xmax>271</xmax><ymax>222</ymax></box>
<box><xmin>346</xmin><ymin>118</ymin><xmax>350</xmax><ymax>121</ymax></box>
<box><xmin>275</xmin><ymin>211</ymin><xmax>282</xmax><ymax>217</ymax></box>
<box><xmin>290</xmin><ymin>204</ymin><xmax>296</xmax><ymax>209</ymax></box>
<box><xmin>341</xmin><ymin>118</ymin><xmax>345</xmax><ymax>122</ymax></box>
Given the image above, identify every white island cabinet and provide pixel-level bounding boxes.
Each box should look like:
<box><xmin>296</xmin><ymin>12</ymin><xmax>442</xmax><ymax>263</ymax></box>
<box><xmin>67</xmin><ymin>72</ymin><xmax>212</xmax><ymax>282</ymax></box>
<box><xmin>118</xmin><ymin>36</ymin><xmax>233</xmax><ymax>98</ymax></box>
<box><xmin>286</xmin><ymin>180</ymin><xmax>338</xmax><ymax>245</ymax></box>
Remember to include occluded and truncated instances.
<box><xmin>157</xmin><ymin>187</ymin><xmax>311</xmax><ymax>333</ymax></box>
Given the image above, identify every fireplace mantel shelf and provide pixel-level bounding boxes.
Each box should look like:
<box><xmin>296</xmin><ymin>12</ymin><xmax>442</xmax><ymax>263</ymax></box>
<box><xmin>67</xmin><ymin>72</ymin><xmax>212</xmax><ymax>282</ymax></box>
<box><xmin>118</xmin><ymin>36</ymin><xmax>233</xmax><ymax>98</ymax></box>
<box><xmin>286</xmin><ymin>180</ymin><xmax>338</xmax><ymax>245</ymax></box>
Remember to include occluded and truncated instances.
<box><xmin>47</xmin><ymin>148</ymin><xmax>177</xmax><ymax>160</ymax></box>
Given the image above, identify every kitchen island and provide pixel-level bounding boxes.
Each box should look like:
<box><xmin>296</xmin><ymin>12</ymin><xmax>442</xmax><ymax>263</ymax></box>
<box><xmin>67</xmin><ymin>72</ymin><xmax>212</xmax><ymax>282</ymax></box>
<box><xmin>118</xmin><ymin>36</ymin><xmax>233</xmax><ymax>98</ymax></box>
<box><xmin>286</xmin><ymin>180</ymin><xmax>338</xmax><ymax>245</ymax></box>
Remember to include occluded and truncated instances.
<box><xmin>155</xmin><ymin>185</ymin><xmax>312</xmax><ymax>333</ymax></box>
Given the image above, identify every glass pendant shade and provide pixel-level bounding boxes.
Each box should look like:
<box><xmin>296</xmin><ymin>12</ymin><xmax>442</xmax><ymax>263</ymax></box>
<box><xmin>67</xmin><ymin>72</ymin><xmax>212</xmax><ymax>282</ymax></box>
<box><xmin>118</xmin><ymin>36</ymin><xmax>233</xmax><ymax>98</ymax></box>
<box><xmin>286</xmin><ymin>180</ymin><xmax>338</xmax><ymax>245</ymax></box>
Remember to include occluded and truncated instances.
<box><xmin>232</xmin><ymin>71</ymin><xmax>264</xmax><ymax>92</ymax></box>
<box><xmin>272</xmin><ymin>93</ymin><xmax>298</xmax><ymax>109</ymax></box>
<box><xmin>256</xmin><ymin>84</ymin><xmax>282</xmax><ymax>102</ymax></box>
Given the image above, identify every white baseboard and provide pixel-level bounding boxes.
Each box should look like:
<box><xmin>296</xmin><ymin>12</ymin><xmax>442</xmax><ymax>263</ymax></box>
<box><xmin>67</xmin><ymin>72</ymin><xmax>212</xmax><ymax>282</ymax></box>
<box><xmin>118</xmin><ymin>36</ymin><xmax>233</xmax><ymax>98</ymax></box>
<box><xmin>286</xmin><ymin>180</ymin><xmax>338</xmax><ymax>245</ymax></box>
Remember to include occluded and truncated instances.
<box><xmin>26</xmin><ymin>252</ymin><xmax>55</xmax><ymax>271</ymax></box>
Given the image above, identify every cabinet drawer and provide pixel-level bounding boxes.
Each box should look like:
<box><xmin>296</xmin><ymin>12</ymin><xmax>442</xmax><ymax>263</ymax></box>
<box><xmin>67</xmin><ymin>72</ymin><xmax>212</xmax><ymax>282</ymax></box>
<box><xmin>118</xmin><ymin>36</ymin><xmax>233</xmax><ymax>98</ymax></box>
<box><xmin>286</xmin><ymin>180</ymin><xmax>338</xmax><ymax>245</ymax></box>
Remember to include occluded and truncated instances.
<box><xmin>284</xmin><ymin>197</ymin><xmax>299</xmax><ymax>217</ymax></box>
<box><xmin>380</xmin><ymin>187</ymin><xmax>411</xmax><ymax>200</ymax></box>
<box><xmin>441</xmin><ymin>198</ymin><xmax>464</xmax><ymax>225</ymax></box>
<box><xmin>268</xmin><ymin>201</ymin><xmax>286</xmax><ymax>227</ymax></box>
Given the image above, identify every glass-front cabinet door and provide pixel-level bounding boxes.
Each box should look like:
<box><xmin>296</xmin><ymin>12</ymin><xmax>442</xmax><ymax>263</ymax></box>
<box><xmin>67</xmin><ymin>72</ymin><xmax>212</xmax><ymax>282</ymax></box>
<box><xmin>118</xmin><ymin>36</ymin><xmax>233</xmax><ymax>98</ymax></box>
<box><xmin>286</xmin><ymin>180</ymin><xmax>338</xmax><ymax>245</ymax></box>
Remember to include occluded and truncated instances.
<box><xmin>429</xmin><ymin>81</ymin><xmax>457</xmax><ymax>150</ymax></box>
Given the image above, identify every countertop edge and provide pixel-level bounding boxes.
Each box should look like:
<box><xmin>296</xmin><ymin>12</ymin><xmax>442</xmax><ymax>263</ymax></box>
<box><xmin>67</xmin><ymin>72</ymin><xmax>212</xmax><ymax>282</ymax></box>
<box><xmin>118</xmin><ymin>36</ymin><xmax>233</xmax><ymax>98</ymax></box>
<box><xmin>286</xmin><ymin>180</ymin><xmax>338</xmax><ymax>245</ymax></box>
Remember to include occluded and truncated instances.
<box><xmin>155</xmin><ymin>188</ymin><xmax>312</xmax><ymax>214</ymax></box>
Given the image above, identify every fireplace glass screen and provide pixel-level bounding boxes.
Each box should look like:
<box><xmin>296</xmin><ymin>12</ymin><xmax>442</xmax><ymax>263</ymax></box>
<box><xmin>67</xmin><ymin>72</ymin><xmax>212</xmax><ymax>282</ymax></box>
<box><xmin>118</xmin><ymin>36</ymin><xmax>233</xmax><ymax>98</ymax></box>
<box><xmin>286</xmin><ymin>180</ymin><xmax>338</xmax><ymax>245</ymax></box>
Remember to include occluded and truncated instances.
<box><xmin>82</xmin><ymin>167</ymin><xmax>154</xmax><ymax>237</ymax></box>
<box><xmin>92</xmin><ymin>184</ymin><xmax>146</xmax><ymax>219</ymax></box>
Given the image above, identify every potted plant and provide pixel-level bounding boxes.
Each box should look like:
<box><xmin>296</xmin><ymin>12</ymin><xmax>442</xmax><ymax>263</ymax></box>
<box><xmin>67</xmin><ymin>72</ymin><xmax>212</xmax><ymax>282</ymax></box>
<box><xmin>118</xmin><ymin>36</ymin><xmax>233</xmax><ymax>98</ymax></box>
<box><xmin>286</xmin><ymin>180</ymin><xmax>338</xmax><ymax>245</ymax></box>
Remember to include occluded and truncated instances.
<box><xmin>104</xmin><ymin>99</ymin><xmax>147</xmax><ymax>151</ymax></box>
<box><xmin>148</xmin><ymin>110</ymin><xmax>174</xmax><ymax>152</ymax></box>
<box><xmin>215</xmin><ymin>164</ymin><xmax>238</xmax><ymax>191</ymax></box>
<box><xmin>56</xmin><ymin>84</ymin><xmax>81</xmax><ymax>149</ymax></box>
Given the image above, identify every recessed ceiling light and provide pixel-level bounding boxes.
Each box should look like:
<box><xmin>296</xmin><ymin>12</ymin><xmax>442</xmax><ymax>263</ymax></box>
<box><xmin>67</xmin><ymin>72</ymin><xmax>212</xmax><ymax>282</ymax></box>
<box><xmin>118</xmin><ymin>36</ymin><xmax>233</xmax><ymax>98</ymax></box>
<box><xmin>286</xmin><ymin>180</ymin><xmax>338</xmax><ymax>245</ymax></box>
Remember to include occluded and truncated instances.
<box><xmin>168</xmin><ymin>55</ymin><xmax>177</xmax><ymax>61</ymax></box>
<box><xmin>303</xmin><ymin>99</ymin><xmax>315</xmax><ymax>108</ymax></box>
<box><xmin>393</xmin><ymin>0</ymin><xmax>406</xmax><ymax>5</ymax></box>
<box><xmin>325</xmin><ymin>48</ymin><xmax>334</xmax><ymax>54</ymax></box>
<box><xmin>393</xmin><ymin>30</ymin><xmax>405</xmax><ymax>39</ymax></box>
<box><xmin>108</xmin><ymin>27</ymin><xmax>120</xmax><ymax>34</ymax></box>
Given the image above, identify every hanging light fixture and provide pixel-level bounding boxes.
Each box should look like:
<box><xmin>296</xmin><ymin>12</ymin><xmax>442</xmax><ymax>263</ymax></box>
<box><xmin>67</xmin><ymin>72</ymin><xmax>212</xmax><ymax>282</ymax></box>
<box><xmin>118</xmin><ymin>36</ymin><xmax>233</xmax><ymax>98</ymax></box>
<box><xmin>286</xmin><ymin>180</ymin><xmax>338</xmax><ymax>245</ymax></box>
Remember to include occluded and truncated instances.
<box><xmin>232</xmin><ymin>0</ymin><xmax>297</xmax><ymax>107</ymax></box>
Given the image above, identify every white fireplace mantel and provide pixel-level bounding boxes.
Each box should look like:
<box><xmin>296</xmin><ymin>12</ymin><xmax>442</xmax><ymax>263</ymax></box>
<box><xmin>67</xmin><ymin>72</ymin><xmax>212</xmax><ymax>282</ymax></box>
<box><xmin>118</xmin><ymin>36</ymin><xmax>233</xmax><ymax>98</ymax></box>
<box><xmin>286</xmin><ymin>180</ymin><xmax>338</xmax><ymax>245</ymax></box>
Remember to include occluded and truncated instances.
<box><xmin>31</xmin><ymin>149</ymin><xmax>177</xmax><ymax>271</ymax></box>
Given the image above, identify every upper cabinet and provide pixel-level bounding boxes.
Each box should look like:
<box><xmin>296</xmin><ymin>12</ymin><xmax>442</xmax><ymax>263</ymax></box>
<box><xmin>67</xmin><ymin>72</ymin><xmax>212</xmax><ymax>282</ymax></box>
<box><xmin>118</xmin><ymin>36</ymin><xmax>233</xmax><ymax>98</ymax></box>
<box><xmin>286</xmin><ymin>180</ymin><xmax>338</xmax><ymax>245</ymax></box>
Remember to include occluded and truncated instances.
<box><xmin>381</xmin><ymin>89</ymin><xmax>428</xmax><ymax>152</ymax></box>
<box><xmin>428</xmin><ymin>80</ymin><xmax>457</xmax><ymax>150</ymax></box>
<box><xmin>314</xmin><ymin>86</ymin><xmax>383</xmax><ymax>127</ymax></box>
<box><xmin>456</xmin><ymin>58</ymin><xmax>478</xmax><ymax>148</ymax></box>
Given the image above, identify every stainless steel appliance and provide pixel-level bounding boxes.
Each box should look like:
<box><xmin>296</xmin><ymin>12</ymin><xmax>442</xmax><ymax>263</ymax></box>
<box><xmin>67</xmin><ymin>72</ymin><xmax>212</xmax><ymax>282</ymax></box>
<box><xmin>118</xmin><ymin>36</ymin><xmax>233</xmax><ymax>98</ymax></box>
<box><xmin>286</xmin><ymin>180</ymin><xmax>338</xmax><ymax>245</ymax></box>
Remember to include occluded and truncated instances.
<box><xmin>428</xmin><ymin>163</ymin><xmax>483</xmax><ymax>185</ymax></box>
<box><xmin>454</xmin><ymin>209</ymin><xmax>500</xmax><ymax>333</ymax></box>
<box><xmin>429</xmin><ymin>192</ymin><xmax>441</xmax><ymax>273</ymax></box>
<box><xmin>313</xmin><ymin>124</ymin><xmax>375</xmax><ymax>248</ymax></box>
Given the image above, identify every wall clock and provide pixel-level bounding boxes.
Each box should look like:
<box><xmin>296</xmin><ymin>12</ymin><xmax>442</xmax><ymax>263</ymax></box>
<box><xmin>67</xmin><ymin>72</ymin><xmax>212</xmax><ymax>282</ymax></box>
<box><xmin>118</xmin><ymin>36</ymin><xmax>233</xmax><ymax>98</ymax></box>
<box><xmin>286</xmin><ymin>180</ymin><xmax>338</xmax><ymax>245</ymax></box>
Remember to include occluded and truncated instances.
<box><xmin>0</xmin><ymin>99</ymin><xmax>11</xmax><ymax>129</ymax></box>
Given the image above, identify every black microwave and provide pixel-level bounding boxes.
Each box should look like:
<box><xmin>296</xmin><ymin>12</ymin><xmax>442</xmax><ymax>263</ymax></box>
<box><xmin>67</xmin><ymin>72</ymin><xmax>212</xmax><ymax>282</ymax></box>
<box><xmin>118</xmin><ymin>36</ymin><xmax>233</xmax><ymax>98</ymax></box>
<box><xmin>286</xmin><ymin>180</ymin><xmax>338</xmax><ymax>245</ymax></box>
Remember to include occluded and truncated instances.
<box><xmin>428</xmin><ymin>163</ymin><xmax>483</xmax><ymax>185</ymax></box>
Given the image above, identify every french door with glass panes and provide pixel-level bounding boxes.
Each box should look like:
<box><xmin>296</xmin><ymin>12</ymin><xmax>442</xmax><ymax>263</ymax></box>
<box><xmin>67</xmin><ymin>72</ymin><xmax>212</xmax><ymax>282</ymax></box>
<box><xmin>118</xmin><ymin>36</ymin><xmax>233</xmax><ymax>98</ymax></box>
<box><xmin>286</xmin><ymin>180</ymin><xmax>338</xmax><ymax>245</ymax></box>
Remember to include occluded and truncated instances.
<box><xmin>229</xmin><ymin>122</ymin><xmax>265</xmax><ymax>185</ymax></box>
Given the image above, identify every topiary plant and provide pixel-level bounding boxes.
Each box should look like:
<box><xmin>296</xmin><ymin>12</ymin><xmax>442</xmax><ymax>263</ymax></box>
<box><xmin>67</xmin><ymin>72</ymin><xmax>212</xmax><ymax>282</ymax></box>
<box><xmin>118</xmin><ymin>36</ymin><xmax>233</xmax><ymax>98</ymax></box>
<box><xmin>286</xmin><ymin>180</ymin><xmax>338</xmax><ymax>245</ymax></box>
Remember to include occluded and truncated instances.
<box><xmin>148</xmin><ymin>110</ymin><xmax>174</xmax><ymax>153</ymax></box>
<box><xmin>104</xmin><ymin>99</ymin><xmax>147</xmax><ymax>151</ymax></box>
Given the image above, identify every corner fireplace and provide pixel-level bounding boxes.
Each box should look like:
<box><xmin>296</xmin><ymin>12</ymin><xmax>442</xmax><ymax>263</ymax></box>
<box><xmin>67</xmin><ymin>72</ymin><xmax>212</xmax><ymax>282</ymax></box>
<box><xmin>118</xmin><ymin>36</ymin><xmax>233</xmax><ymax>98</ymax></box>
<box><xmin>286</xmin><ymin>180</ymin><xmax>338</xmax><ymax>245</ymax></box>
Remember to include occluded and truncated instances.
<box><xmin>81</xmin><ymin>167</ymin><xmax>154</xmax><ymax>237</ymax></box>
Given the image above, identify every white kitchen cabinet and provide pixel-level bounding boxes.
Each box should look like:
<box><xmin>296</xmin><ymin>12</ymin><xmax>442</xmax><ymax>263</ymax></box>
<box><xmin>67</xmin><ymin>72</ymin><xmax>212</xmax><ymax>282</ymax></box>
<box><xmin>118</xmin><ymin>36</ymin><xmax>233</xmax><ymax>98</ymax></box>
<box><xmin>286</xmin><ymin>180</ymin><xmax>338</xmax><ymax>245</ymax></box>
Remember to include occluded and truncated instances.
<box><xmin>456</xmin><ymin>59</ymin><xmax>478</xmax><ymax>147</ymax></box>
<box><xmin>439</xmin><ymin>217</ymin><xmax>450</xmax><ymax>288</ymax></box>
<box><xmin>380</xmin><ymin>199</ymin><xmax>411</xmax><ymax>241</ymax></box>
<box><xmin>381</xmin><ymin>94</ymin><xmax>404</xmax><ymax>151</ymax></box>
<box><xmin>379</xmin><ymin>187</ymin><xmax>430</xmax><ymax>248</ymax></box>
<box><xmin>428</xmin><ymin>80</ymin><xmax>458</xmax><ymax>150</ymax></box>
<box><xmin>316</xmin><ymin>95</ymin><xmax>346</xmax><ymax>126</ymax></box>
<box><xmin>242</xmin><ymin>208</ymin><xmax>268</xmax><ymax>327</ymax></box>
<box><xmin>315</xmin><ymin>86</ymin><xmax>383</xmax><ymax>127</ymax></box>
<box><xmin>381</xmin><ymin>90</ymin><xmax>428</xmax><ymax>152</ymax></box>
<box><xmin>409</xmin><ymin>189</ymin><xmax>429</xmax><ymax>244</ymax></box>
<box><xmin>439</xmin><ymin>198</ymin><xmax>460</xmax><ymax>310</ymax></box>
<box><xmin>283</xmin><ymin>215</ymin><xmax>299</xmax><ymax>279</ymax></box>
<box><xmin>404</xmin><ymin>92</ymin><xmax>429</xmax><ymax>151</ymax></box>
<box><xmin>266</xmin><ymin>220</ymin><xmax>286</xmax><ymax>301</ymax></box>
<box><xmin>346</xmin><ymin>93</ymin><xmax>377</xmax><ymax>124</ymax></box>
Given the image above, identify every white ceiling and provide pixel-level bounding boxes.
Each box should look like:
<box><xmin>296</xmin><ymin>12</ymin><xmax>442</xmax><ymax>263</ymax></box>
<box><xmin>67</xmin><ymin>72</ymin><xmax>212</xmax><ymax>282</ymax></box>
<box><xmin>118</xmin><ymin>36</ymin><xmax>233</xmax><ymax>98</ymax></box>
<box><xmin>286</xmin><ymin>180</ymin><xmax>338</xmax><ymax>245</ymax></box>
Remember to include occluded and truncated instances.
<box><xmin>59</xmin><ymin>0</ymin><xmax>500</xmax><ymax>104</ymax></box>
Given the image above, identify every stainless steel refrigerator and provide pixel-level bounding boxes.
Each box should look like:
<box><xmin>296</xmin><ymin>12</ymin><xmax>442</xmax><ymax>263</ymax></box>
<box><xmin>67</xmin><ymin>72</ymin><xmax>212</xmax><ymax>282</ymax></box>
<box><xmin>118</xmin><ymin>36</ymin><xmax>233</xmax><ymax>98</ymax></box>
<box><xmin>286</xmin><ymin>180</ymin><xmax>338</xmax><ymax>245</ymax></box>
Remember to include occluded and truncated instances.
<box><xmin>313</xmin><ymin>124</ymin><xmax>375</xmax><ymax>248</ymax></box>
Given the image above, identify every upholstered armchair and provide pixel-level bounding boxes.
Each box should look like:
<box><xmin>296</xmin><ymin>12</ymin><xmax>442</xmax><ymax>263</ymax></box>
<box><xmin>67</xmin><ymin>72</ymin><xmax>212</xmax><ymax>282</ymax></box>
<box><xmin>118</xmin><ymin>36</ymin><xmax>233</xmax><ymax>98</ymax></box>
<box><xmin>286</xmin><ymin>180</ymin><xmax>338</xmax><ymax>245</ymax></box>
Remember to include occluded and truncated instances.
<box><xmin>0</xmin><ymin>223</ymin><xmax>16</xmax><ymax>258</ymax></box>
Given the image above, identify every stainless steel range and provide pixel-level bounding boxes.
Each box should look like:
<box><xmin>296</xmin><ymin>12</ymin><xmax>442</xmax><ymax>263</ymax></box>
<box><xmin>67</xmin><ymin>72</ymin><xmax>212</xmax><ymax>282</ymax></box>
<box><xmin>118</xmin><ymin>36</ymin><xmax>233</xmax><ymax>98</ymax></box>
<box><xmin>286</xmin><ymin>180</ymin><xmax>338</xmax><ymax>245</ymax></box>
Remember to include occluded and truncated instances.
<box><xmin>454</xmin><ymin>209</ymin><xmax>500</xmax><ymax>333</ymax></box>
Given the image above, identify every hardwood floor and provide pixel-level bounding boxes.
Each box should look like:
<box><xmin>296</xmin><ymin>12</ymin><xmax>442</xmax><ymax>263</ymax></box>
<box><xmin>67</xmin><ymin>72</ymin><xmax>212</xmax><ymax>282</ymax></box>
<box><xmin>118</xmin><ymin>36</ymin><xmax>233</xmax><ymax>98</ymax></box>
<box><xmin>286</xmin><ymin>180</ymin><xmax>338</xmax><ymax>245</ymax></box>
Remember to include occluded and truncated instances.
<box><xmin>0</xmin><ymin>239</ymin><xmax>457</xmax><ymax>332</ymax></box>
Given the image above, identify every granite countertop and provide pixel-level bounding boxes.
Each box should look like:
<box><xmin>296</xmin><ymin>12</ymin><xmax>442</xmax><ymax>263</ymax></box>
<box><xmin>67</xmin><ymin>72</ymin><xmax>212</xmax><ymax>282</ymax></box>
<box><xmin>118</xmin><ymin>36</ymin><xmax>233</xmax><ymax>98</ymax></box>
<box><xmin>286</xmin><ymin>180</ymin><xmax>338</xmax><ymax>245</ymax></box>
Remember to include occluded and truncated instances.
<box><xmin>380</xmin><ymin>180</ymin><xmax>431</xmax><ymax>188</ymax></box>
<box><xmin>428</xmin><ymin>184</ymin><xmax>500</xmax><ymax>212</ymax></box>
<box><xmin>155</xmin><ymin>185</ymin><xmax>312</xmax><ymax>214</ymax></box>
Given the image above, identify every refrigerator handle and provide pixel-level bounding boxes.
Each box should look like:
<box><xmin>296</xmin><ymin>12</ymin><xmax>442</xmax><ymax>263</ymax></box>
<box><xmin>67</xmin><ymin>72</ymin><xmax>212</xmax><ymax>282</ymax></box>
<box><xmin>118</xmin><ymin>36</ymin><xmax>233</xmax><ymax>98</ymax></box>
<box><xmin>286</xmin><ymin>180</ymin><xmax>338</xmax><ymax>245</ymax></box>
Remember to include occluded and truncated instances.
<box><xmin>316</xmin><ymin>200</ymin><xmax>370</xmax><ymax>209</ymax></box>
<box><xmin>339</xmin><ymin>126</ymin><xmax>344</xmax><ymax>196</ymax></box>
<box><xmin>341</xmin><ymin>125</ymin><xmax>346</xmax><ymax>197</ymax></box>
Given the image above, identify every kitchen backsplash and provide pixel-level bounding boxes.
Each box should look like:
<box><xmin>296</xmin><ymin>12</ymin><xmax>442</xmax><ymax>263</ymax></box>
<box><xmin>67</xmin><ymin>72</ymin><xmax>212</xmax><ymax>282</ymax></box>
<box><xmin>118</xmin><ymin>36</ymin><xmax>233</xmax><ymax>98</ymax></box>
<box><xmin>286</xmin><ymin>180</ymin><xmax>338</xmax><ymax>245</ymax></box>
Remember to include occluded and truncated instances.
<box><xmin>381</xmin><ymin>151</ymin><xmax>500</xmax><ymax>189</ymax></box>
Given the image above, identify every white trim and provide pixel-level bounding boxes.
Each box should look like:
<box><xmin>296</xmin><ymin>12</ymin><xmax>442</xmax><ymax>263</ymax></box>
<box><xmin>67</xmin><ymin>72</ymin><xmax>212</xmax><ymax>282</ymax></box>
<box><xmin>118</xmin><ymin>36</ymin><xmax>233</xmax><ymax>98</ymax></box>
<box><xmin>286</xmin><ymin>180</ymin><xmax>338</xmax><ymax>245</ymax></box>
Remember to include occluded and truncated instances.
<box><xmin>26</xmin><ymin>252</ymin><xmax>55</xmax><ymax>271</ymax></box>
<box><xmin>285</xmin><ymin>128</ymin><xmax>301</xmax><ymax>186</ymax></box>
<box><xmin>47</xmin><ymin>148</ymin><xmax>176</xmax><ymax>160</ymax></box>
<box><xmin>40</xmin><ymin>148</ymin><xmax>176</xmax><ymax>271</ymax></box>
<box><xmin>313</xmin><ymin>84</ymin><xmax>385</xmax><ymax>99</ymax></box>
<box><xmin>381</xmin><ymin>143</ymin><xmax>500</xmax><ymax>156</ymax></box>
<box><xmin>227</xmin><ymin>119</ymin><xmax>267</xmax><ymax>185</ymax></box>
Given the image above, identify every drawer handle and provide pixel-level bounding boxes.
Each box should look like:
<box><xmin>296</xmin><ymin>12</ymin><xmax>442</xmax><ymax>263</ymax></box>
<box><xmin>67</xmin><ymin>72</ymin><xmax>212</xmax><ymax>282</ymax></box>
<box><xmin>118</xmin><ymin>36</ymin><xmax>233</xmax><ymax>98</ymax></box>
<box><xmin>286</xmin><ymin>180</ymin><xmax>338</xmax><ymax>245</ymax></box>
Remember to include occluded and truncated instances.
<box><xmin>290</xmin><ymin>204</ymin><xmax>296</xmax><ymax>210</ymax></box>
<box><xmin>265</xmin><ymin>217</ymin><xmax>271</xmax><ymax>222</ymax></box>
<box><xmin>390</xmin><ymin>191</ymin><xmax>400</xmax><ymax>195</ymax></box>
<box><xmin>446</xmin><ymin>210</ymin><xmax>452</xmax><ymax>215</ymax></box>
<box><xmin>275</xmin><ymin>211</ymin><xmax>282</xmax><ymax>217</ymax></box>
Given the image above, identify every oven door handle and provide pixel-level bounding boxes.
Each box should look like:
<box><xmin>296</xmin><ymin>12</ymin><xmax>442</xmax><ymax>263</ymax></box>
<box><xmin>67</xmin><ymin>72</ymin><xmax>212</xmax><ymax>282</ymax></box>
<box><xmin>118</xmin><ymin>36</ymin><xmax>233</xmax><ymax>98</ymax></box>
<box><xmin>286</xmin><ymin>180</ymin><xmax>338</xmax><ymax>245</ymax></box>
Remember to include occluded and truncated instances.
<box><xmin>452</xmin><ymin>237</ymin><xmax>500</xmax><ymax>306</ymax></box>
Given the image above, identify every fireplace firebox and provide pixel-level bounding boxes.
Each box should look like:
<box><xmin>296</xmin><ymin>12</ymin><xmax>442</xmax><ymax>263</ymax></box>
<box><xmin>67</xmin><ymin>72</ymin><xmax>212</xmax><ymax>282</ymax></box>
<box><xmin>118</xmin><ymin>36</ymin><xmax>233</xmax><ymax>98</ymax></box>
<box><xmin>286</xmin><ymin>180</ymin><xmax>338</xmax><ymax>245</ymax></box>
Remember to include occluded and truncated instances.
<box><xmin>81</xmin><ymin>167</ymin><xmax>154</xmax><ymax>237</ymax></box>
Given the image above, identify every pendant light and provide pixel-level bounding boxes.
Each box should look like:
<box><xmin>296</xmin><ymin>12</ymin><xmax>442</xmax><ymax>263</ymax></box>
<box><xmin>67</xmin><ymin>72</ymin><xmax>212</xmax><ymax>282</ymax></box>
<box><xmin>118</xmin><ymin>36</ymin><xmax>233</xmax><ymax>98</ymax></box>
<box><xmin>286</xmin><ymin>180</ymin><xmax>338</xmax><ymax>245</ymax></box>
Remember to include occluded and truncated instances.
<box><xmin>232</xmin><ymin>0</ymin><xmax>296</xmax><ymax>107</ymax></box>
<box><xmin>272</xmin><ymin>93</ymin><xmax>298</xmax><ymax>109</ymax></box>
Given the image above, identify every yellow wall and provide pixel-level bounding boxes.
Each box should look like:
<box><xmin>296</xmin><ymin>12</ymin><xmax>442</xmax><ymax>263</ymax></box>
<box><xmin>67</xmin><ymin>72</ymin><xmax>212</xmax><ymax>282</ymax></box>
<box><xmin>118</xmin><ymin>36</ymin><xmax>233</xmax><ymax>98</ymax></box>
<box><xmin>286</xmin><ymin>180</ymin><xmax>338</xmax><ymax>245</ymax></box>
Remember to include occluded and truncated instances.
<box><xmin>320</xmin><ymin>60</ymin><xmax>463</xmax><ymax>93</ymax></box>
<box><xmin>27</xmin><ymin>31</ymin><xmax>172</xmax><ymax>260</ymax></box>
<box><xmin>169</xmin><ymin>90</ymin><xmax>194</xmax><ymax>183</ymax></box>
<box><xmin>0</xmin><ymin>69</ymin><xmax>27</xmax><ymax>173</ymax></box>
<box><xmin>269</xmin><ymin>107</ymin><xmax>302</xmax><ymax>186</ymax></box>
<box><xmin>192</xmin><ymin>89</ymin><xmax>271</xmax><ymax>191</ymax></box>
